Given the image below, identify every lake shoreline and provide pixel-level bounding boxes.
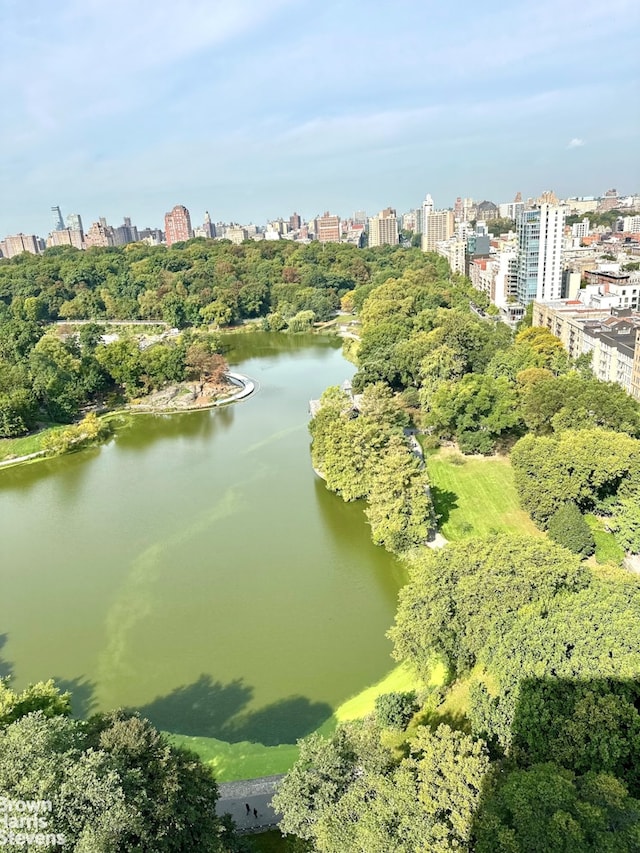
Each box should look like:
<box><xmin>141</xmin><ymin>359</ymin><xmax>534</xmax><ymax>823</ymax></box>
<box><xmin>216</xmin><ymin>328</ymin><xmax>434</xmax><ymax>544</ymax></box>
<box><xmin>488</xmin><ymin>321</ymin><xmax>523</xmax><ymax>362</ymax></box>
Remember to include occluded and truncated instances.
<box><xmin>0</xmin><ymin>371</ymin><xmax>256</xmax><ymax>470</ymax></box>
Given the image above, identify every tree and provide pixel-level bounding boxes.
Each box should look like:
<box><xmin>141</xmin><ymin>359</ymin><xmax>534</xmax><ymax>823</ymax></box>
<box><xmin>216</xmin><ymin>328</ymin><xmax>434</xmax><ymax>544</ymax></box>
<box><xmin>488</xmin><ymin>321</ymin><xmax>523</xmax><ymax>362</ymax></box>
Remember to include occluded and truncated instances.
<box><xmin>469</xmin><ymin>577</ymin><xmax>640</xmax><ymax>763</ymax></box>
<box><xmin>275</xmin><ymin>722</ymin><xmax>490</xmax><ymax>853</ymax></box>
<box><xmin>424</xmin><ymin>373</ymin><xmax>522</xmax><ymax>454</ymax></box>
<box><xmin>185</xmin><ymin>343</ymin><xmax>228</xmax><ymax>395</ymax></box>
<box><xmin>389</xmin><ymin>536</ymin><xmax>588</xmax><ymax>680</ymax></box>
<box><xmin>365</xmin><ymin>433</ymin><xmax>433</xmax><ymax>553</ymax></box>
<box><xmin>95</xmin><ymin>338</ymin><xmax>144</xmax><ymax>395</ymax></box>
<box><xmin>0</xmin><ymin>388</ymin><xmax>38</xmax><ymax>437</ymax></box>
<box><xmin>474</xmin><ymin>764</ymin><xmax>640</xmax><ymax>853</ymax></box>
<box><xmin>547</xmin><ymin>503</ymin><xmax>595</xmax><ymax>556</ymax></box>
<box><xmin>0</xmin><ymin>703</ymin><xmax>228</xmax><ymax>852</ymax></box>
<box><xmin>0</xmin><ymin>678</ymin><xmax>71</xmax><ymax>726</ymax></box>
<box><xmin>609</xmin><ymin>498</ymin><xmax>640</xmax><ymax>554</ymax></box>
<box><xmin>518</xmin><ymin>372</ymin><xmax>640</xmax><ymax>437</ymax></box>
<box><xmin>374</xmin><ymin>691</ymin><xmax>418</xmax><ymax>729</ymax></box>
<box><xmin>511</xmin><ymin>429</ymin><xmax>640</xmax><ymax>527</ymax></box>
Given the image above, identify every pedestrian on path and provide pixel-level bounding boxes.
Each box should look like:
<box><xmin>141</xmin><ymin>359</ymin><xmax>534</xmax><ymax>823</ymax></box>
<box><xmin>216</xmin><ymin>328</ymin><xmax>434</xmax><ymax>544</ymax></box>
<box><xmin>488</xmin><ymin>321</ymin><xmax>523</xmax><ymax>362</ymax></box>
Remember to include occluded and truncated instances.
<box><xmin>245</xmin><ymin>803</ymin><xmax>250</xmax><ymax>815</ymax></box>
<box><xmin>253</xmin><ymin>808</ymin><xmax>258</xmax><ymax>819</ymax></box>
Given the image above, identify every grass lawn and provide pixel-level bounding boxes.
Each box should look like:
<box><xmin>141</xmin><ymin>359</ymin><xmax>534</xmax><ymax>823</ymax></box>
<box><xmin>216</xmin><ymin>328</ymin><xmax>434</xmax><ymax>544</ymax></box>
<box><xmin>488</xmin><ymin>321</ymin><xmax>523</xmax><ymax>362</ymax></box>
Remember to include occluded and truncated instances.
<box><xmin>167</xmin><ymin>734</ymin><xmax>299</xmax><ymax>783</ymax></box>
<box><xmin>245</xmin><ymin>830</ymin><xmax>300</xmax><ymax>852</ymax></box>
<box><xmin>586</xmin><ymin>514</ymin><xmax>625</xmax><ymax>567</ymax></box>
<box><xmin>426</xmin><ymin>448</ymin><xmax>540</xmax><ymax>541</ymax></box>
<box><xmin>0</xmin><ymin>424</ymin><xmax>65</xmax><ymax>463</ymax></box>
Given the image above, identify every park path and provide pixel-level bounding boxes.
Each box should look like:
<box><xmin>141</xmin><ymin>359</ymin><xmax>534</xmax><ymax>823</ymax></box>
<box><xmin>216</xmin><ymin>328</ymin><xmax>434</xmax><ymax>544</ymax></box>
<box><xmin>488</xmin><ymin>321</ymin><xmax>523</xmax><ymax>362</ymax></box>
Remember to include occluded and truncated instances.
<box><xmin>215</xmin><ymin>775</ymin><xmax>284</xmax><ymax>833</ymax></box>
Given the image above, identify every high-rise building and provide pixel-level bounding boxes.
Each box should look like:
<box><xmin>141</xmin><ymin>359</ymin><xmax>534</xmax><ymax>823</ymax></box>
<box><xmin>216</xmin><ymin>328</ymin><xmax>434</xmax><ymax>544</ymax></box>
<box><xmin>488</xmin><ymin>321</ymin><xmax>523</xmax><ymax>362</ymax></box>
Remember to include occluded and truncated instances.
<box><xmin>202</xmin><ymin>211</ymin><xmax>216</xmax><ymax>238</ymax></box>
<box><xmin>51</xmin><ymin>206</ymin><xmax>64</xmax><ymax>231</ymax></box>
<box><xmin>421</xmin><ymin>194</ymin><xmax>434</xmax><ymax>234</ymax></box>
<box><xmin>85</xmin><ymin>221</ymin><xmax>115</xmax><ymax>248</ymax></box>
<box><xmin>422</xmin><ymin>210</ymin><xmax>454</xmax><ymax>252</ymax></box>
<box><xmin>289</xmin><ymin>212</ymin><xmax>302</xmax><ymax>231</ymax></box>
<box><xmin>368</xmin><ymin>208</ymin><xmax>399</xmax><ymax>247</ymax></box>
<box><xmin>113</xmin><ymin>217</ymin><xmax>139</xmax><ymax>246</ymax></box>
<box><xmin>66</xmin><ymin>213</ymin><xmax>83</xmax><ymax>233</ymax></box>
<box><xmin>1</xmin><ymin>233</ymin><xmax>41</xmax><ymax>258</ymax></box>
<box><xmin>315</xmin><ymin>212</ymin><xmax>341</xmax><ymax>243</ymax></box>
<box><xmin>164</xmin><ymin>205</ymin><xmax>192</xmax><ymax>246</ymax></box>
<box><xmin>515</xmin><ymin>204</ymin><xmax>565</xmax><ymax>305</ymax></box>
<box><xmin>47</xmin><ymin>229</ymin><xmax>84</xmax><ymax>250</ymax></box>
<box><xmin>454</xmin><ymin>197</ymin><xmax>464</xmax><ymax>220</ymax></box>
<box><xmin>353</xmin><ymin>210</ymin><xmax>367</xmax><ymax>226</ymax></box>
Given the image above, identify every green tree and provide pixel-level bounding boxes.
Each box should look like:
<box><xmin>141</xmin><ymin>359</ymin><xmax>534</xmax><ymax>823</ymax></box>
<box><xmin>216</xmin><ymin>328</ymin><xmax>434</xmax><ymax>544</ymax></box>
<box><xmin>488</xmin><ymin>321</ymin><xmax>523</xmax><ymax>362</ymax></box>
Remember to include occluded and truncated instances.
<box><xmin>474</xmin><ymin>764</ymin><xmax>640</xmax><ymax>853</ymax></box>
<box><xmin>374</xmin><ymin>691</ymin><xmax>418</xmax><ymax>729</ymax></box>
<box><xmin>511</xmin><ymin>429</ymin><xmax>640</xmax><ymax>527</ymax></box>
<box><xmin>609</xmin><ymin>498</ymin><xmax>640</xmax><ymax>554</ymax></box>
<box><xmin>365</xmin><ymin>433</ymin><xmax>433</xmax><ymax>553</ymax></box>
<box><xmin>547</xmin><ymin>503</ymin><xmax>596</xmax><ymax>556</ymax></box>
<box><xmin>389</xmin><ymin>536</ymin><xmax>588</xmax><ymax>679</ymax></box>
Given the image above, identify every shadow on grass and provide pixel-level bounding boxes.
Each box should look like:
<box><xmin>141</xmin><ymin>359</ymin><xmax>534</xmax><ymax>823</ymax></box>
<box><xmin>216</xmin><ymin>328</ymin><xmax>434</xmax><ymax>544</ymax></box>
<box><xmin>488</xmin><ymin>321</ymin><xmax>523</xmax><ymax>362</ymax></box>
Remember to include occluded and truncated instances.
<box><xmin>429</xmin><ymin>486</ymin><xmax>459</xmax><ymax>526</ymax></box>
<box><xmin>131</xmin><ymin>673</ymin><xmax>333</xmax><ymax>746</ymax></box>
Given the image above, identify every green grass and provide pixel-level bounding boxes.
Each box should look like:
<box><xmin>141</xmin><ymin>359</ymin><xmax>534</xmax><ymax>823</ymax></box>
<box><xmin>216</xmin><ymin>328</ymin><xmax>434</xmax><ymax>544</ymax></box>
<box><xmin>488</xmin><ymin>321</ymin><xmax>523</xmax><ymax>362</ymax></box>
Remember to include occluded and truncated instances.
<box><xmin>0</xmin><ymin>424</ymin><xmax>65</xmax><ymax>463</ymax></box>
<box><xmin>245</xmin><ymin>830</ymin><xmax>300</xmax><ymax>852</ymax></box>
<box><xmin>427</xmin><ymin>448</ymin><xmax>540</xmax><ymax>541</ymax></box>
<box><xmin>167</xmin><ymin>734</ymin><xmax>299</xmax><ymax>783</ymax></box>
<box><xmin>586</xmin><ymin>514</ymin><xmax>625</xmax><ymax>566</ymax></box>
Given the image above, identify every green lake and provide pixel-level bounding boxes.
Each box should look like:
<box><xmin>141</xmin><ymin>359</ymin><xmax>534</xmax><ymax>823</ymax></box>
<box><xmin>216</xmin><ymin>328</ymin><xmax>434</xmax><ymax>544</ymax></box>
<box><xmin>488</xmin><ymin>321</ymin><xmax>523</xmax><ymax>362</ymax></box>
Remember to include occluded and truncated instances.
<box><xmin>0</xmin><ymin>332</ymin><xmax>404</xmax><ymax>748</ymax></box>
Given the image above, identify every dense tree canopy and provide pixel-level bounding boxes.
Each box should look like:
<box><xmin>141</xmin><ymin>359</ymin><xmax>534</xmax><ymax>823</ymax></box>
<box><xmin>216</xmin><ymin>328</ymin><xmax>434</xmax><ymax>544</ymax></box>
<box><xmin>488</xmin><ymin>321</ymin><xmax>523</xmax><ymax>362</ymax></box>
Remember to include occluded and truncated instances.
<box><xmin>511</xmin><ymin>428</ymin><xmax>640</xmax><ymax>526</ymax></box>
<box><xmin>389</xmin><ymin>536</ymin><xmax>589</xmax><ymax>680</ymax></box>
<box><xmin>0</xmin><ymin>680</ymin><xmax>232</xmax><ymax>852</ymax></box>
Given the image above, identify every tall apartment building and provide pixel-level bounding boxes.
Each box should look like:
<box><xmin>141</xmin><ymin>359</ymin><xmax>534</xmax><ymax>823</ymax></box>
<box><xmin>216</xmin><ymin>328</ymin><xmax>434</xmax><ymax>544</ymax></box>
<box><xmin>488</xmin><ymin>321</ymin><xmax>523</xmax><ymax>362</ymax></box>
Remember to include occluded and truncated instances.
<box><xmin>571</xmin><ymin>218</ymin><xmax>590</xmax><ymax>240</ymax></box>
<box><xmin>422</xmin><ymin>209</ymin><xmax>454</xmax><ymax>252</ymax></box>
<box><xmin>368</xmin><ymin>208</ymin><xmax>399</xmax><ymax>247</ymax></box>
<box><xmin>421</xmin><ymin>194</ymin><xmax>434</xmax><ymax>234</ymax></box>
<box><xmin>289</xmin><ymin>212</ymin><xmax>302</xmax><ymax>231</ymax></box>
<box><xmin>515</xmin><ymin>204</ymin><xmax>564</xmax><ymax>305</ymax></box>
<box><xmin>84</xmin><ymin>221</ymin><xmax>115</xmax><ymax>248</ymax></box>
<box><xmin>164</xmin><ymin>204</ymin><xmax>192</xmax><ymax>246</ymax></box>
<box><xmin>534</xmin><ymin>301</ymin><xmax>640</xmax><ymax>400</ymax></box>
<box><xmin>315</xmin><ymin>212</ymin><xmax>341</xmax><ymax>243</ymax></box>
<box><xmin>0</xmin><ymin>233</ymin><xmax>41</xmax><ymax>258</ymax></box>
<box><xmin>113</xmin><ymin>217</ymin><xmax>139</xmax><ymax>246</ymax></box>
<box><xmin>226</xmin><ymin>226</ymin><xmax>248</xmax><ymax>245</ymax></box>
<box><xmin>436</xmin><ymin>238</ymin><xmax>467</xmax><ymax>275</ymax></box>
<box><xmin>47</xmin><ymin>228</ymin><xmax>84</xmax><ymax>250</ymax></box>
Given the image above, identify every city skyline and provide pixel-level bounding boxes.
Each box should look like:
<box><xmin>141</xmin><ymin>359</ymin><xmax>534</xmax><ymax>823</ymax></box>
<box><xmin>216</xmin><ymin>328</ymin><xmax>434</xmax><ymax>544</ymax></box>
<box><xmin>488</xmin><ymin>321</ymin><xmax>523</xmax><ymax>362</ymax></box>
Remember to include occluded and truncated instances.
<box><xmin>2</xmin><ymin>0</ymin><xmax>639</xmax><ymax>238</ymax></box>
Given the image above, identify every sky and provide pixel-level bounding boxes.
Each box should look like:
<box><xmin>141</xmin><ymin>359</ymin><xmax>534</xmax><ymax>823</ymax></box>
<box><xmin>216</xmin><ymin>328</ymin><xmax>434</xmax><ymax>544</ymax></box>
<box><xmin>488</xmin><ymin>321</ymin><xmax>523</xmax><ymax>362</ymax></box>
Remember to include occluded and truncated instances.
<box><xmin>1</xmin><ymin>0</ymin><xmax>639</xmax><ymax>237</ymax></box>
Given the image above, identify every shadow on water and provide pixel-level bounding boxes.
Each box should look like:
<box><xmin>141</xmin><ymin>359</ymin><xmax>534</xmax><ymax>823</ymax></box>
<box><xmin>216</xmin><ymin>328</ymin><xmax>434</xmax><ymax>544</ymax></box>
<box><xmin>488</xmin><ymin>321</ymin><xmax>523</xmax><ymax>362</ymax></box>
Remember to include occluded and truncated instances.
<box><xmin>130</xmin><ymin>673</ymin><xmax>333</xmax><ymax>746</ymax></box>
<box><xmin>429</xmin><ymin>486</ymin><xmax>458</xmax><ymax>525</ymax></box>
<box><xmin>0</xmin><ymin>634</ymin><xmax>13</xmax><ymax>680</ymax></box>
<box><xmin>54</xmin><ymin>674</ymin><xmax>98</xmax><ymax>718</ymax></box>
<box><xmin>470</xmin><ymin>677</ymin><xmax>640</xmax><ymax>845</ymax></box>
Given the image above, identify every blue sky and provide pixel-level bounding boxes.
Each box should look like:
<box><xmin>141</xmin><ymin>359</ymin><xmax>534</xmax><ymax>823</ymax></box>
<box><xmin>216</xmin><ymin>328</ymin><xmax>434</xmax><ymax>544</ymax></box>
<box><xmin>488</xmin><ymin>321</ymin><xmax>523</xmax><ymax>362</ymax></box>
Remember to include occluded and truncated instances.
<box><xmin>1</xmin><ymin>0</ymin><xmax>639</xmax><ymax>237</ymax></box>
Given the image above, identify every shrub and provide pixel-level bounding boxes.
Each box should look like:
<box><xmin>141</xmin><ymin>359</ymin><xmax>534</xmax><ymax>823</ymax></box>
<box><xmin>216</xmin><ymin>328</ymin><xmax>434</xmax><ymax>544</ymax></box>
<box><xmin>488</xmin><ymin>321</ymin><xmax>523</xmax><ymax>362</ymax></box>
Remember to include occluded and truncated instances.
<box><xmin>374</xmin><ymin>691</ymin><xmax>418</xmax><ymax>729</ymax></box>
<box><xmin>548</xmin><ymin>503</ymin><xmax>595</xmax><ymax>557</ymax></box>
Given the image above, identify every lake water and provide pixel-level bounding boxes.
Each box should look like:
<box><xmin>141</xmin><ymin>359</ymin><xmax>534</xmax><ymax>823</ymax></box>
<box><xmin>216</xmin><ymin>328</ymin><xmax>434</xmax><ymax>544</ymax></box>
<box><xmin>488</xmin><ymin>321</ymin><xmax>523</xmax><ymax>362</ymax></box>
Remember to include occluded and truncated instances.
<box><xmin>0</xmin><ymin>332</ymin><xmax>404</xmax><ymax>746</ymax></box>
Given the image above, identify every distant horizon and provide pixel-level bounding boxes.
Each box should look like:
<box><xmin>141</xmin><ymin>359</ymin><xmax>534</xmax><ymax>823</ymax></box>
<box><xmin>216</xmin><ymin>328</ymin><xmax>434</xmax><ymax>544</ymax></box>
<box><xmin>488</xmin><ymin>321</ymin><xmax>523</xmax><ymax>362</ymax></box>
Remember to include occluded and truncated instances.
<box><xmin>4</xmin><ymin>184</ymin><xmax>640</xmax><ymax>242</ymax></box>
<box><xmin>2</xmin><ymin>0</ymin><xmax>638</xmax><ymax>238</ymax></box>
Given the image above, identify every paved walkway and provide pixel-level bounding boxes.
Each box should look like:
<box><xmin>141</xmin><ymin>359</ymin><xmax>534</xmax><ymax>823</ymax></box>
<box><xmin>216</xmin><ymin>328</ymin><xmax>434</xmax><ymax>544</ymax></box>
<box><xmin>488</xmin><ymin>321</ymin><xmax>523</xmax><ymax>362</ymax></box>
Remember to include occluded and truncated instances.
<box><xmin>215</xmin><ymin>775</ymin><xmax>284</xmax><ymax>833</ymax></box>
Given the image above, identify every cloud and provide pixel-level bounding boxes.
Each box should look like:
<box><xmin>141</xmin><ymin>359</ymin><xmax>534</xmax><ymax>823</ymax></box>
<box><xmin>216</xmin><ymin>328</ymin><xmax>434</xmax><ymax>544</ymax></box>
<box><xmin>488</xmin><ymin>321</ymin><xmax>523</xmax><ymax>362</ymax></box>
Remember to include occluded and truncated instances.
<box><xmin>567</xmin><ymin>138</ymin><xmax>585</xmax><ymax>148</ymax></box>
